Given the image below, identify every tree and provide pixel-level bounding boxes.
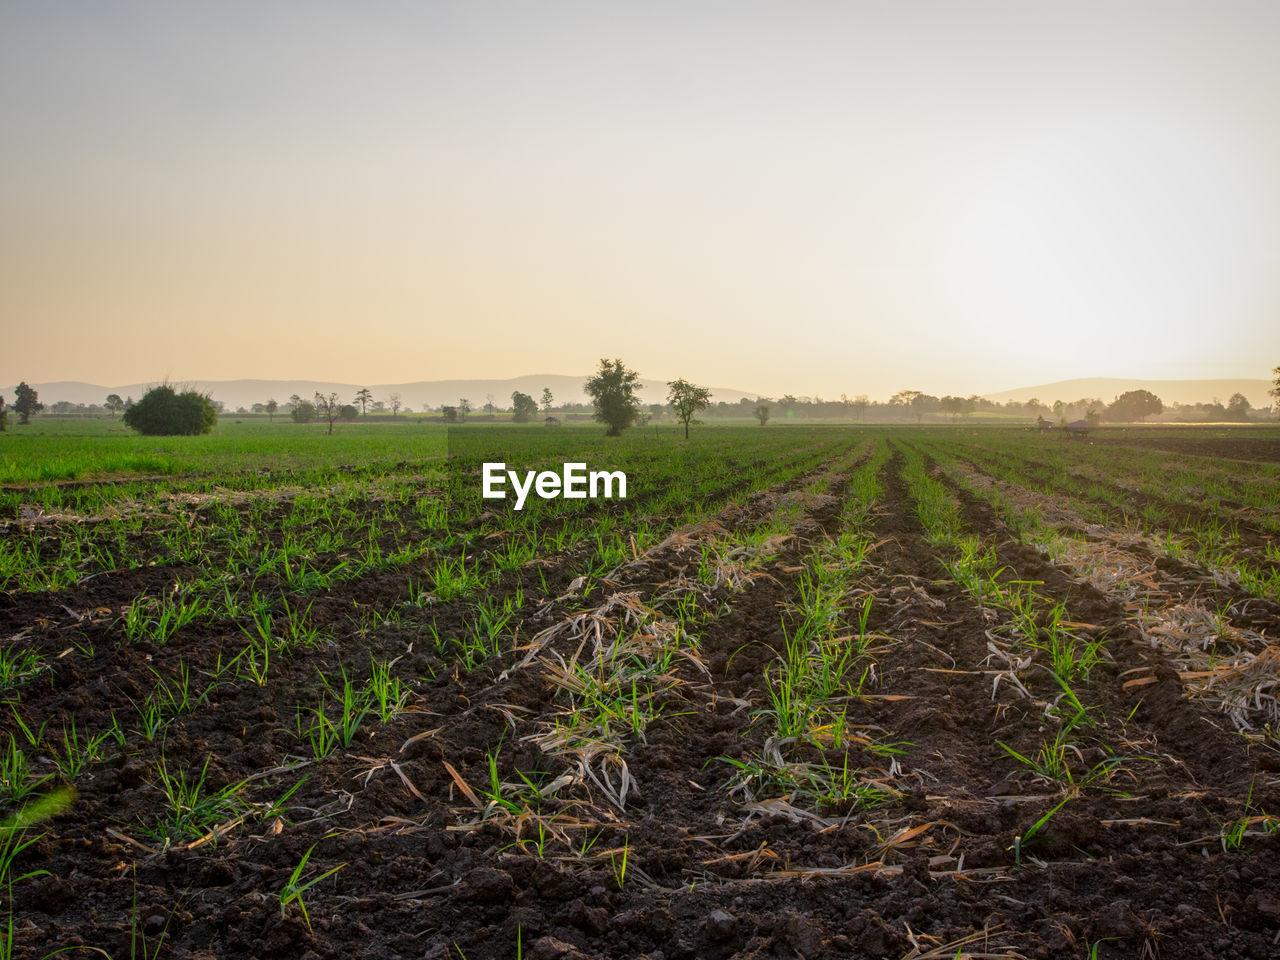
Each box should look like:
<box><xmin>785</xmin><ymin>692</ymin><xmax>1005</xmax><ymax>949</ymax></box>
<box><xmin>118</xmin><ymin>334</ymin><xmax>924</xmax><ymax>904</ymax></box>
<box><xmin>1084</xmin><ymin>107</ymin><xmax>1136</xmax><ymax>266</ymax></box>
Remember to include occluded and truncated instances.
<box><xmin>122</xmin><ymin>384</ymin><xmax>217</xmax><ymax>435</ymax></box>
<box><xmin>754</xmin><ymin>402</ymin><xmax>770</xmax><ymax>426</ymax></box>
<box><xmin>779</xmin><ymin>394</ymin><xmax>798</xmax><ymax>416</ymax></box>
<box><xmin>105</xmin><ymin>394</ymin><xmax>124</xmax><ymax>418</ymax></box>
<box><xmin>667</xmin><ymin>378</ymin><xmax>712</xmax><ymax>440</ymax></box>
<box><xmin>265</xmin><ymin>398</ymin><xmax>278</xmax><ymax>422</ymax></box>
<box><xmin>585</xmin><ymin>358</ymin><xmax>643</xmax><ymax>436</ymax></box>
<box><xmin>314</xmin><ymin>392</ymin><xmax>341</xmax><ymax>434</ymax></box>
<box><xmin>0</xmin><ymin>395</ymin><xmax>7</xmax><ymax>431</ymax></box>
<box><xmin>511</xmin><ymin>390</ymin><xmax>539</xmax><ymax>423</ymax></box>
<box><xmin>1226</xmin><ymin>393</ymin><xmax>1252</xmax><ymax>422</ymax></box>
<box><xmin>483</xmin><ymin>393</ymin><xmax>496</xmax><ymax>415</ymax></box>
<box><xmin>1106</xmin><ymin>389</ymin><xmax>1163</xmax><ymax>423</ymax></box>
<box><xmin>910</xmin><ymin>393</ymin><xmax>939</xmax><ymax>423</ymax></box>
<box><xmin>354</xmin><ymin>388</ymin><xmax>373</xmax><ymax>415</ymax></box>
<box><xmin>540</xmin><ymin>388</ymin><xmax>554</xmax><ymax>413</ymax></box>
<box><xmin>940</xmin><ymin>396</ymin><xmax>966</xmax><ymax>422</ymax></box>
<box><xmin>388</xmin><ymin>392</ymin><xmax>402</xmax><ymax>417</ymax></box>
<box><xmin>339</xmin><ymin>404</ymin><xmax>359</xmax><ymax>421</ymax></box>
<box><xmin>289</xmin><ymin>394</ymin><xmax>317</xmax><ymax>423</ymax></box>
<box><xmin>457</xmin><ymin>398</ymin><xmax>471</xmax><ymax>423</ymax></box>
<box><xmin>441</xmin><ymin>406</ymin><xmax>459</xmax><ymax>423</ymax></box>
<box><xmin>13</xmin><ymin>382</ymin><xmax>42</xmax><ymax>425</ymax></box>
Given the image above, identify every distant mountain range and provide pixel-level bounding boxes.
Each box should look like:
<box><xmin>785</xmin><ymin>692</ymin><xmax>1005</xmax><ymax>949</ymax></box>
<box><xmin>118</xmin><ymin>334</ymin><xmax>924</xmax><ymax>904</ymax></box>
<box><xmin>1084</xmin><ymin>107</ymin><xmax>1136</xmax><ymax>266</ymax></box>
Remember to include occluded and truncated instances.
<box><xmin>15</xmin><ymin>375</ymin><xmax>759</xmax><ymax>410</ymax></box>
<box><xmin>982</xmin><ymin>377</ymin><xmax>1275</xmax><ymax>409</ymax></box>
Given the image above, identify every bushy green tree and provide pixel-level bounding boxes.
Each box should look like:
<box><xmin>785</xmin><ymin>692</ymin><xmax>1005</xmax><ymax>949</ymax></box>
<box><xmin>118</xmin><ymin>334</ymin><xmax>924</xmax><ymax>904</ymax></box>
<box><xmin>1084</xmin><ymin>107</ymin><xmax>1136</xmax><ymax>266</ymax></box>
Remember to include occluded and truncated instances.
<box><xmin>289</xmin><ymin>394</ymin><xmax>317</xmax><ymax>423</ymax></box>
<box><xmin>586</xmin><ymin>358</ymin><xmax>642</xmax><ymax>436</ymax></box>
<box><xmin>1226</xmin><ymin>393</ymin><xmax>1252</xmax><ymax>422</ymax></box>
<box><xmin>1106</xmin><ymin>389</ymin><xmax>1163</xmax><ymax>422</ymax></box>
<box><xmin>122</xmin><ymin>384</ymin><xmax>217</xmax><ymax>435</ymax></box>
<box><xmin>13</xmin><ymin>382</ymin><xmax>41</xmax><ymax>425</ymax></box>
<box><xmin>667</xmin><ymin>378</ymin><xmax>712</xmax><ymax>439</ymax></box>
<box><xmin>910</xmin><ymin>392</ymin><xmax>940</xmax><ymax>423</ymax></box>
<box><xmin>105</xmin><ymin>394</ymin><xmax>124</xmax><ymax>418</ymax></box>
<box><xmin>511</xmin><ymin>390</ymin><xmax>539</xmax><ymax>423</ymax></box>
<box><xmin>754</xmin><ymin>402</ymin><xmax>770</xmax><ymax>426</ymax></box>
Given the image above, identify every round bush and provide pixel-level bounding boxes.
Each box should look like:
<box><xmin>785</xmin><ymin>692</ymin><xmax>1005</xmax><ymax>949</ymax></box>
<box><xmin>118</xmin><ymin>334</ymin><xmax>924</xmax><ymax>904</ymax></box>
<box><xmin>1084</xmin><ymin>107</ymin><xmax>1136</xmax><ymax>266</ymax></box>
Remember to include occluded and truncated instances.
<box><xmin>123</xmin><ymin>385</ymin><xmax>218</xmax><ymax>435</ymax></box>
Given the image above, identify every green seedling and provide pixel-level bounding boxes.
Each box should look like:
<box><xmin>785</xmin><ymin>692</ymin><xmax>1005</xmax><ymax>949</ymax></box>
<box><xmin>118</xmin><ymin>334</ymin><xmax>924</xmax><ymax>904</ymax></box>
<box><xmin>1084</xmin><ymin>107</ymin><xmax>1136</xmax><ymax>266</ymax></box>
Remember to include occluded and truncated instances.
<box><xmin>279</xmin><ymin>843</ymin><xmax>347</xmax><ymax>931</ymax></box>
<box><xmin>52</xmin><ymin>718</ymin><xmax>121</xmax><ymax>780</ymax></box>
<box><xmin>0</xmin><ymin>646</ymin><xmax>46</xmax><ymax>690</ymax></box>
<box><xmin>367</xmin><ymin>656</ymin><xmax>408</xmax><ymax>723</ymax></box>
<box><xmin>610</xmin><ymin>836</ymin><xmax>629</xmax><ymax>889</ymax></box>
<box><xmin>146</xmin><ymin>755</ymin><xmax>249</xmax><ymax>846</ymax></box>
<box><xmin>122</xmin><ymin>590</ymin><xmax>209</xmax><ymax>645</ymax></box>
<box><xmin>0</xmin><ymin>736</ymin><xmax>51</xmax><ymax>803</ymax></box>
<box><xmin>1013</xmin><ymin>795</ymin><xmax>1072</xmax><ymax>866</ymax></box>
<box><xmin>428</xmin><ymin>554</ymin><xmax>481</xmax><ymax>602</ymax></box>
<box><xmin>298</xmin><ymin>670</ymin><xmax>372</xmax><ymax>758</ymax></box>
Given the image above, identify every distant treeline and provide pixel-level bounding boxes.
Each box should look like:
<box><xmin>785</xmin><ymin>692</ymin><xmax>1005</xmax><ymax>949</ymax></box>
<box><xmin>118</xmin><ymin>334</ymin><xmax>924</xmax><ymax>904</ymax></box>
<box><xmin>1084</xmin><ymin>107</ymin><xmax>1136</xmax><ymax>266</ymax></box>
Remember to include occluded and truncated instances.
<box><xmin>22</xmin><ymin>389</ymin><xmax>1277</xmax><ymax>424</ymax></box>
<box><xmin>601</xmin><ymin>391</ymin><xmax>1273</xmax><ymax>424</ymax></box>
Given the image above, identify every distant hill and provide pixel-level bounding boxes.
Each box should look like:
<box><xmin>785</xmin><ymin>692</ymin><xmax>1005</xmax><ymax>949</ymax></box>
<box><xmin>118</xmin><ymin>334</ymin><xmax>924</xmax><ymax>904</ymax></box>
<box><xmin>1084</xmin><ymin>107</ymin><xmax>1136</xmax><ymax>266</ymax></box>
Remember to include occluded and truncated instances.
<box><xmin>17</xmin><ymin>375</ymin><xmax>760</xmax><ymax>411</ymax></box>
<box><xmin>983</xmin><ymin>378</ymin><xmax>1275</xmax><ymax>409</ymax></box>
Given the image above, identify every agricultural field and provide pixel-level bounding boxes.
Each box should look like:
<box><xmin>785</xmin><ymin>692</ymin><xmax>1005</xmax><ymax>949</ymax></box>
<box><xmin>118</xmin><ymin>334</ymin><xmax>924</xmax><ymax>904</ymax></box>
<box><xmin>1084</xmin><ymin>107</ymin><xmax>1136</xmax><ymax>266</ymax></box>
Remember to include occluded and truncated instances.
<box><xmin>2</xmin><ymin>423</ymin><xmax>1279</xmax><ymax>959</ymax></box>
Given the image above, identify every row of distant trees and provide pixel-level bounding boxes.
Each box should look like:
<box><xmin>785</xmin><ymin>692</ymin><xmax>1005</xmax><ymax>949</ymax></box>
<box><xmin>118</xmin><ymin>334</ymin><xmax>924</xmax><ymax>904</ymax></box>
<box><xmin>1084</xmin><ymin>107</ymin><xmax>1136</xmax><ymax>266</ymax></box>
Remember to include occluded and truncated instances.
<box><xmin>5</xmin><ymin>369</ymin><xmax>1280</xmax><ymax>435</ymax></box>
<box><xmin>442</xmin><ymin>387</ymin><xmax>557</xmax><ymax>423</ymax></box>
<box><xmin>0</xmin><ymin>382</ymin><xmax>220</xmax><ymax>436</ymax></box>
<box><xmin>430</xmin><ymin>386</ymin><xmax>1277</xmax><ymax>425</ymax></box>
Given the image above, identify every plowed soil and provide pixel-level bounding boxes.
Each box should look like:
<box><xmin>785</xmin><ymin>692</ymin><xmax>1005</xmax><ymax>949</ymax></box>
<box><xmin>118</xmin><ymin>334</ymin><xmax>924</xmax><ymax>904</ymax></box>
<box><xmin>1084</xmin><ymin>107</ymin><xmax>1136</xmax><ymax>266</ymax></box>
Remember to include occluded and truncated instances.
<box><xmin>4</xmin><ymin>447</ymin><xmax>1279</xmax><ymax>960</ymax></box>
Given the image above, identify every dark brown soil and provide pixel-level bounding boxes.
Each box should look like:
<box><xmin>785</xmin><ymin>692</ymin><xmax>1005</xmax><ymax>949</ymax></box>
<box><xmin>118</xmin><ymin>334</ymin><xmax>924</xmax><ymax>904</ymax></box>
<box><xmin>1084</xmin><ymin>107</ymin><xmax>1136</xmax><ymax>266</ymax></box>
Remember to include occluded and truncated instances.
<box><xmin>1095</xmin><ymin>434</ymin><xmax>1280</xmax><ymax>464</ymax></box>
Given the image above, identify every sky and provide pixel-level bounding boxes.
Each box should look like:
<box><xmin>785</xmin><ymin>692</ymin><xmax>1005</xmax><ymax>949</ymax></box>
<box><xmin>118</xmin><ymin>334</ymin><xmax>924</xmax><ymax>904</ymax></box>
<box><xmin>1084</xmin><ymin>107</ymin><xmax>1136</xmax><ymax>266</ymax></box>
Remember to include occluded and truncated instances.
<box><xmin>2</xmin><ymin>1</ymin><xmax>1279</xmax><ymax>401</ymax></box>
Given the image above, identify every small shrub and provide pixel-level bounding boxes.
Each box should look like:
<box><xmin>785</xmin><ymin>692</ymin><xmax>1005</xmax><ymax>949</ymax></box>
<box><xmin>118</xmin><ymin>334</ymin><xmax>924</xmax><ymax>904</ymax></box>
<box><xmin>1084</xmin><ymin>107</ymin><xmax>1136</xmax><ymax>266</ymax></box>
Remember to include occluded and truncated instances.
<box><xmin>122</xmin><ymin>385</ymin><xmax>218</xmax><ymax>436</ymax></box>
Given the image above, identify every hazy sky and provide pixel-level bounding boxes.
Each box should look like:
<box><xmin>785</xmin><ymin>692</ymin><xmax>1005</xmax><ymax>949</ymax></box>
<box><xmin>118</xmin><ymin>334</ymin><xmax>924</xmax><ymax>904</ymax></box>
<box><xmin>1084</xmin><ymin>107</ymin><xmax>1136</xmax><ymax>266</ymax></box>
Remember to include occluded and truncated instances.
<box><xmin>3</xmin><ymin>2</ymin><xmax>1279</xmax><ymax>400</ymax></box>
